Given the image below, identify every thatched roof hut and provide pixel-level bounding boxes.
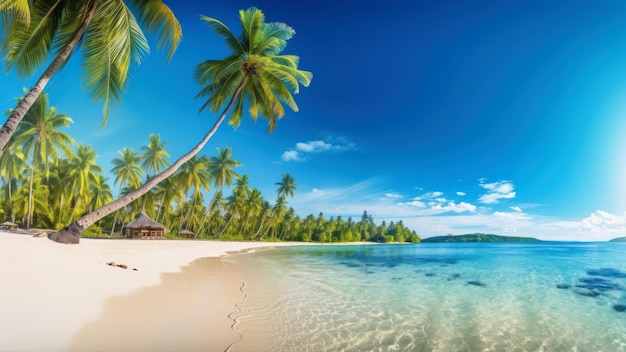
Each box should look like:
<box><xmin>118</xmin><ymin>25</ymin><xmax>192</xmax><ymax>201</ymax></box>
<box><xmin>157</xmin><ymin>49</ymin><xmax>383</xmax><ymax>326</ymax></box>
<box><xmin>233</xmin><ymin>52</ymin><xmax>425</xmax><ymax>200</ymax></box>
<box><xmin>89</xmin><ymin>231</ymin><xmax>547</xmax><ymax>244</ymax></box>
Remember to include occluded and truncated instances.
<box><xmin>0</xmin><ymin>221</ymin><xmax>19</xmax><ymax>231</ymax></box>
<box><xmin>179</xmin><ymin>229</ymin><xmax>195</xmax><ymax>239</ymax></box>
<box><xmin>123</xmin><ymin>212</ymin><xmax>167</xmax><ymax>239</ymax></box>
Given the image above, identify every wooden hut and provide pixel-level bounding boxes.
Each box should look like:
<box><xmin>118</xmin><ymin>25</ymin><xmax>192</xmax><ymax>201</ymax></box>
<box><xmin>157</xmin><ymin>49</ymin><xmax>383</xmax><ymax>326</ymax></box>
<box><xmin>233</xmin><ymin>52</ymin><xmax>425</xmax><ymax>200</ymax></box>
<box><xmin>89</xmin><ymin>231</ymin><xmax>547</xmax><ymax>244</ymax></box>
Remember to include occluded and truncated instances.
<box><xmin>0</xmin><ymin>221</ymin><xmax>19</xmax><ymax>231</ymax></box>
<box><xmin>123</xmin><ymin>212</ymin><xmax>167</xmax><ymax>239</ymax></box>
<box><xmin>179</xmin><ymin>229</ymin><xmax>195</xmax><ymax>239</ymax></box>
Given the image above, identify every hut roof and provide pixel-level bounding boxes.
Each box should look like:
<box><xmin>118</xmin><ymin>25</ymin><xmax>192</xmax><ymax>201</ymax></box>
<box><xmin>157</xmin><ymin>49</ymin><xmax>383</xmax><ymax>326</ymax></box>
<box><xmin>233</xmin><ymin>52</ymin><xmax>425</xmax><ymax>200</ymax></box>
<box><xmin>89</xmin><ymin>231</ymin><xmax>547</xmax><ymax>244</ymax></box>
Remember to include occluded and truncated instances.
<box><xmin>1</xmin><ymin>221</ymin><xmax>19</xmax><ymax>227</ymax></box>
<box><xmin>124</xmin><ymin>212</ymin><xmax>165</xmax><ymax>229</ymax></box>
<box><xmin>179</xmin><ymin>230</ymin><xmax>195</xmax><ymax>235</ymax></box>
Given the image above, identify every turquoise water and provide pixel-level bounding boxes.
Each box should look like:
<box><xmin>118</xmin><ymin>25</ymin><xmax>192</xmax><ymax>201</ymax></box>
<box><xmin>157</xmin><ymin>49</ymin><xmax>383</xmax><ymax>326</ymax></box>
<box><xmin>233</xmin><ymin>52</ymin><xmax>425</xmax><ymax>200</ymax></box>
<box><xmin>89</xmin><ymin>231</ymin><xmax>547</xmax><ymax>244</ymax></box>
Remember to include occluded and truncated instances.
<box><xmin>224</xmin><ymin>243</ymin><xmax>626</xmax><ymax>351</ymax></box>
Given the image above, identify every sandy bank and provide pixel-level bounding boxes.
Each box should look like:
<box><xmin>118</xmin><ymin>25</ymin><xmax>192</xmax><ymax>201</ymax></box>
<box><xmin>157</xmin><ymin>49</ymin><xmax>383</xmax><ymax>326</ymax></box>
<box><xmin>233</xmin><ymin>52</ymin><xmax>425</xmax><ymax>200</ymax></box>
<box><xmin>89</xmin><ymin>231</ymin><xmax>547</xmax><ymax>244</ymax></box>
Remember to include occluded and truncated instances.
<box><xmin>0</xmin><ymin>232</ymin><xmax>299</xmax><ymax>351</ymax></box>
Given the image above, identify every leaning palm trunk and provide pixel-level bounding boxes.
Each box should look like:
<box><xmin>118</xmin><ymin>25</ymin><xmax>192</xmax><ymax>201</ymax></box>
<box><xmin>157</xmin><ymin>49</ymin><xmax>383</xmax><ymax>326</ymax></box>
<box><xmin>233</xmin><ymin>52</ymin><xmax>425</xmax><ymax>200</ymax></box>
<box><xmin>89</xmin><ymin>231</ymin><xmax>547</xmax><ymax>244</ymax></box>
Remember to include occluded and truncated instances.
<box><xmin>0</xmin><ymin>6</ymin><xmax>96</xmax><ymax>153</ymax></box>
<box><xmin>48</xmin><ymin>78</ymin><xmax>247</xmax><ymax>244</ymax></box>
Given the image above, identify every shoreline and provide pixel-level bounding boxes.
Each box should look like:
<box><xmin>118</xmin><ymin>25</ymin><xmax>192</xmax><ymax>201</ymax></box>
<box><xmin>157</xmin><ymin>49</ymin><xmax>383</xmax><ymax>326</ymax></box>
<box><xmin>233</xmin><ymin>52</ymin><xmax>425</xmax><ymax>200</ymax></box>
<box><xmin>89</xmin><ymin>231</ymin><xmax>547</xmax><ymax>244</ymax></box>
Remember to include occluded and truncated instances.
<box><xmin>0</xmin><ymin>232</ymin><xmax>303</xmax><ymax>351</ymax></box>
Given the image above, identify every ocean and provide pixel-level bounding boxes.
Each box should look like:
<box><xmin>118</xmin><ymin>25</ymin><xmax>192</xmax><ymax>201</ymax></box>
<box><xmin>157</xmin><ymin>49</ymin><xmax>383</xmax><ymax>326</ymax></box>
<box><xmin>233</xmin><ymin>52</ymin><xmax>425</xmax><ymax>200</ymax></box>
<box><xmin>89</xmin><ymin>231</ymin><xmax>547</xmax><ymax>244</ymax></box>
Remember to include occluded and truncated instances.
<box><xmin>224</xmin><ymin>242</ymin><xmax>626</xmax><ymax>352</ymax></box>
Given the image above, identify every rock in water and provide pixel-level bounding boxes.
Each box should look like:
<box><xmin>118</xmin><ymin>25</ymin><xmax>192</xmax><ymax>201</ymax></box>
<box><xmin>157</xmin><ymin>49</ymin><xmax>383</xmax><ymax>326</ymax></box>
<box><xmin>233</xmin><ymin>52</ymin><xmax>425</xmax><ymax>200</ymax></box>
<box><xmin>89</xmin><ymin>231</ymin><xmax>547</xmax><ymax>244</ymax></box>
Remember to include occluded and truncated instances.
<box><xmin>614</xmin><ymin>305</ymin><xmax>626</xmax><ymax>312</ymax></box>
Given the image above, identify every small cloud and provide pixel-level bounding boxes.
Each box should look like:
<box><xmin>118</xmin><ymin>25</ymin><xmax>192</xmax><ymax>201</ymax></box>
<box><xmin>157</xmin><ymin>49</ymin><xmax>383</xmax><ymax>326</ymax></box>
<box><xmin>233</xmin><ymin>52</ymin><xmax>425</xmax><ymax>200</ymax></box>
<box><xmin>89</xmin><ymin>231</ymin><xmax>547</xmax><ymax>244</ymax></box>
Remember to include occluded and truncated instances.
<box><xmin>281</xmin><ymin>150</ymin><xmax>304</xmax><ymax>162</ymax></box>
<box><xmin>435</xmin><ymin>197</ymin><xmax>447</xmax><ymax>202</ymax></box>
<box><xmin>479</xmin><ymin>180</ymin><xmax>516</xmax><ymax>204</ymax></box>
<box><xmin>510</xmin><ymin>206</ymin><xmax>522</xmax><ymax>212</ymax></box>
<box><xmin>401</xmin><ymin>200</ymin><xmax>427</xmax><ymax>208</ymax></box>
<box><xmin>384</xmin><ymin>193</ymin><xmax>402</xmax><ymax>199</ymax></box>
<box><xmin>282</xmin><ymin>137</ymin><xmax>355</xmax><ymax>162</ymax></box>
<box><xmin>296</xmin><ymin>140</ymin><xmax>332</xmax><ymax>153</ymax></box>
<box><xmin>417</xmin><ymin>191</ymin><xmax>443</xmax><ymax>200</ymax></box>
<box><xmin>431</xmin><ymin>201</ymin><xmax>477</xmax><ymax>213</ymax></box>
<box><xmin>456</xmin><ymin>191</ymin><xmax>466</xmax><ymax>196</ymax></box>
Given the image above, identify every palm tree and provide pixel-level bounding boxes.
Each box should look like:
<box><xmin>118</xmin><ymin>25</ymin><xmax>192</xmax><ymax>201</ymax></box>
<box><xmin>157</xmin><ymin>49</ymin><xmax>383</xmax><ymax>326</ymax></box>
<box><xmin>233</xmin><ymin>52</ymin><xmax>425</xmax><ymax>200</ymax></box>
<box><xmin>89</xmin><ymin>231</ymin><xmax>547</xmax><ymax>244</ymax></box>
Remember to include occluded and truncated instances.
<box><xmin>154</xmin><ymin>176</ymin><xmax>180</xmax><ymax>223</ymax></box>
<box><xmin>140</xmin><ymin>133</ymin><xmax>170</xmax><ymax>209</ymax></box>
<box><xmin>174</xmin><ymin>155</ymin><xmax>211</xmax><ymax>231</ymax></box>
<box><xmin>141</xmin><ymin>134</ymin><xmax>171</xmax><ymax>177</ymax></box>
<box><xmin>49</xmin><ymin>7</ymin><xmax>311</xmax><ymax>244</ymax></box>
<box><xmin>276</xmin><ymin>173</ymin><xmax>297</xmax><ymax>200</ymax></box>
<box><xmin>89</xmin><ymin>175</ymin><xmax>113</xmax><ymax>212</ymax></box>
<box><xmin>64</xmin><ymin>145</ymin><xmax>104</xmax><ymax>221</ymax></box>
<box><xmin>0</xmin><ymin>144</ymin><xmax>25</xmax><ymax>222</ymax></box>
<box><xmin>109</xmin><ymin>147</ymin><xmax>143</xmax><ymax>234</ymax></box>
<box><xmin>196</xmin><ymin>147</ymin><xmax>241</xmax><ymax>236</ymax></box>
<box><xmin>11</xmin><ymin>91</ymin><xmax>74</xmax><ymax>228</ymax></box>
<box><xmin>0</xmin><ymin>1</ymin><xmax>182</xmax><ymax>152</ymax></box>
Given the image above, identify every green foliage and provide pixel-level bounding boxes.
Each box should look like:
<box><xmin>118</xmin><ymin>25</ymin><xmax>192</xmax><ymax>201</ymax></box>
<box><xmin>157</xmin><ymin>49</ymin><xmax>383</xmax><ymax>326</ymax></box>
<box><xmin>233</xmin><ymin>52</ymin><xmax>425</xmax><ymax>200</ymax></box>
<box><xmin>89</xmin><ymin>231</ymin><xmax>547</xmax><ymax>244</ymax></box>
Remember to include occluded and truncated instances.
<box><xmin>195</xmin><ymin>7</ymin><xmax>312</xmax><ymax>132</ymax></box>
<box><xmin>422</xmin><ymin>233</ymin><xmax>540</xmax><ymax>243</ymax></box>
<box><xmin>1</xmin><ymin>0</ymin><xmax>181</xmax><ymax>123</ymax></box>
<box><xmin>608</xmin><ymin>237</ymin><xmax>626</xmax><ymax>242</ymax></box>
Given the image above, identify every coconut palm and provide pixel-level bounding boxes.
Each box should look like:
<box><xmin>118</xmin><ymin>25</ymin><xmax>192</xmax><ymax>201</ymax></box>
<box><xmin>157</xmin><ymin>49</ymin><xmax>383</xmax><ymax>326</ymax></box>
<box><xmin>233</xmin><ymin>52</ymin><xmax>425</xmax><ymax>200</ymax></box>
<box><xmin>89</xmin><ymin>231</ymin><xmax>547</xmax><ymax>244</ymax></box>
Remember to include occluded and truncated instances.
<box><xmin>0</xmin><ymin>144</ymin><xmax>25</xmax><ymax>222</ymax></box>
<box><xmin>139</xmin><ymin>133</ymin><xmax>170</xmax><ymax>209</ymax></box>
<box><xmin>0</xmin><ymin>0</ymin><xmax>182</xmax><ymax>152</ymax></box>
<box><xmin>154</xmin><ymin>176</ymin><xmax>180</xmax><ymax>223</ymax></box>
<box><xmin>49</xmin><ymin>7</ymin><xmax>311</xmax><ymax>244</ymax></box>
<box><xmin>174</xmin><ymin>155</ymin><xmax>211</xmax><ymax>231</ymax></box>
<box><xmin>64</xmin><ymin>145</ymin><xmax>104</xmax><ymax>221</ymax></box>
<box><xmin>141</xmin><ymin>134</ymin><xmax>170</xmax><ymax>177</ymax></box>
<box><xmin>196</xmin><ymin>147</ymin><xmax>241</xmax><ymax>236</ymax></box>
<box><xmin>89</xmin><ymin>174</ymin><xmax>113</xmax><ymax>212</ymax></box>
<box><xmin>109</xmin><ymin>147</ymin><xmax>143</xmax><ymax>234</ymax></box>
<box><xmin>275</xmin><ymin>173</ymin><xmax>297</xmax><ymax>200</ymax></box>
<box><xmin>11</xmin><ymin>91</ymin><xmax>74</xmax><ymax>228</ymax></box>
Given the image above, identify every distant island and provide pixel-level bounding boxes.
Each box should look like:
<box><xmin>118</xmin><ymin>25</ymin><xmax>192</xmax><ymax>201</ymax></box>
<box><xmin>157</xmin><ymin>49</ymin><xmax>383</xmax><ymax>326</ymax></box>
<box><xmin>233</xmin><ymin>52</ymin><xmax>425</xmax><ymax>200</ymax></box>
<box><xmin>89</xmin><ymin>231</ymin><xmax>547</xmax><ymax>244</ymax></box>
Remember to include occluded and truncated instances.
<box><xmin>422</xmin><ymin>233</ymin><xmax>541</xmax><ymax>243</ymax></box>
<box><xmin>609</xmin><ymin>237</ymin><xmax>626</xmax><ymax>242</ymax></box>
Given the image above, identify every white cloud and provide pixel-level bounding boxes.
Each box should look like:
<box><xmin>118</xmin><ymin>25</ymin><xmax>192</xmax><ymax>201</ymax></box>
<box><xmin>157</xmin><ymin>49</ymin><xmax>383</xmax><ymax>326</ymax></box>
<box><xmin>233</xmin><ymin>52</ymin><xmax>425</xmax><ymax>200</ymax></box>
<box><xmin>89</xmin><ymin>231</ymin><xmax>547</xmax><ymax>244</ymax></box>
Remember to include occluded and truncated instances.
<box><xmin>282</xmin><ymin>138</ymin><xmax>355</xmax><ymax>162</ymax></box>
<box><xmin>479</xmin><ymin>180</ymin><xmax>516</xmax><ymax>204</ymax></box>
<box><xmin>384</xmin><ymin>193</ymin><xmax>402</xmax><ymax>199</ymax></box>
<box><xmin>281</xmin><ymin>150</ymin><xmax>304</xmax><ymax>162</ymax></box>
<box><xmin>456</xmin><ymin>192</ymin><xmax>466</xmax><ymax>196</ymax></box>
<box><xmin>431</xmin><ymin>201</ymin><xmax>477</xmax><ymax>214</ymax></box>
<box><xmin>580</xmin><ymin>210</ymin><xmax>625</xmax><ymax>234</ymax></box>
<box><xmin>510</xmin><ymin>206</ymin><xmax>522</xmax><ymax>212</ymax></box>
<box><xmin>296</xmin><ymin>140</ymin><xmax>332</xmax><ymax>153</ymax></box>
<box><xmin>416</xmin><ymin>191</ymin><xmax>443</xmax><ymax>200</ymax></box>
<box><xmin>401</xmin><ymin>200</ymin><xmax>427</xmax><ymax>208</ymax></box>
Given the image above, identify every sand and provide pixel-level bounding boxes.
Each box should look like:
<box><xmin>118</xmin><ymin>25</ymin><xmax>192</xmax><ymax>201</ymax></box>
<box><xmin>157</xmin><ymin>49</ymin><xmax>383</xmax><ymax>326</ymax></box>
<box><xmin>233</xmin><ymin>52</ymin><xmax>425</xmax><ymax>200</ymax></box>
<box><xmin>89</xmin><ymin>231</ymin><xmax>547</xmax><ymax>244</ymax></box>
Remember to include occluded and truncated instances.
<box><xmin>0</xmin><ymin>232</ymin><xmax>299</xmax><ymax>351</ymax></box>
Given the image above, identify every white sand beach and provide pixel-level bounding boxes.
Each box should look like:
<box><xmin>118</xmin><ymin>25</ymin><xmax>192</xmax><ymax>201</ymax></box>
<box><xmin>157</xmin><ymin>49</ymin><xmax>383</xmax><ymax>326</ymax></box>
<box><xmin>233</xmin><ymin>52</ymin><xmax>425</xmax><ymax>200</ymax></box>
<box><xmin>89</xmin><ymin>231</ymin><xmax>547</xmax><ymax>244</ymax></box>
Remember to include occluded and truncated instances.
<box><xmin>0</xmin><ymin>232</ymin><xmax>298</xmax><ymax>351</ymax></box>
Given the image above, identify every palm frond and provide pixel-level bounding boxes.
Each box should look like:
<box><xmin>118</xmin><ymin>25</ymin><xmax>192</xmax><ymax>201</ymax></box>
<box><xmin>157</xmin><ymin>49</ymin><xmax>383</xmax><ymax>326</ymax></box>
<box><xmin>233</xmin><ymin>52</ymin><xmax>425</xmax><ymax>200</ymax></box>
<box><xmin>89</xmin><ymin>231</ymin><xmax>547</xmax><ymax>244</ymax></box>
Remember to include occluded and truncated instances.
<box><xmin>258</xmin><ymin>68</ymin><xmax>298</xmax><ymax>112</ymax></box>
<box><xmin>1</xmin><ymin>0</ymin><xmax>31</xmax><ymax>51</ymax></box>
<box><xmin>82</xmin><ymin>0</ymin><xmax>149</xmax><ymax>124</ymax></box>
<box><xmin>200</xmin><ymin>15</ymin><xmax>244</xmax><ymax>54</ymax></box>
<box><xmin>5</xmin><ymin>0</ymin><xmax>64</xmax><ymax>76</ymax></box>
<box><xmin>239</xmin><ymin>7</ymin><xmax>264</xmax><ymax>52</ymax></box>
<box><xmin>255</xmin><ymin>22</ymin><xmax>294</xmax><ymax>56</ymax></box>
<box><xmin>130</xmin><ymin>0</ymin><xmax>181</xmax><ymax>62</ymax></box>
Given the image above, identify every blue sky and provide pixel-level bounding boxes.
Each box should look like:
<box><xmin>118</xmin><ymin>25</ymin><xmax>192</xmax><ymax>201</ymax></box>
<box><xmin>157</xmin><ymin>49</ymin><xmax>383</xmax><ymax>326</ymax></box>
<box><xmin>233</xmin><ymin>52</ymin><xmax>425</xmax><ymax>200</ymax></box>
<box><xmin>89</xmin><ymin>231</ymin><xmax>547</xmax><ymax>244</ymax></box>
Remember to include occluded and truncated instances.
<box><xmin>1</xmin><ymin>0</ymin><xmax>625</xmax><ymax>240</ymax></box>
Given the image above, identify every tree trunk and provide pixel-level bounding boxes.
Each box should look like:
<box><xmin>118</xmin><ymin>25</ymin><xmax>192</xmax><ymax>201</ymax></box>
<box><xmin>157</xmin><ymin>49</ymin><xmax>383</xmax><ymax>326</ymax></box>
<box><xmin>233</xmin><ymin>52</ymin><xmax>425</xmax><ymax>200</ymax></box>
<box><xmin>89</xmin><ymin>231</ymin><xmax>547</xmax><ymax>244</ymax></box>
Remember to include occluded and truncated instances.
<box><xmin>214</xmin><ymin>214</ymin><xmax>235</xmax><ymax>238</ymax></box>
<box><xmin>0</xmin><ymin>5</ymin><xmax>96</xmax><ymax>152</ymax></box>
<box><xmin>195</xmin><ymin>189</ymin><xmax>220</xmax><ymax>238</ymax></box>
<box><xmin>109</xmin><ymin>190</ymin><xmax>121</xmax><ymax>236</ymax></box>
<box><xmin>49</xmin><ymin>76</ymin><xmax>248</xmax><ymax>244</ymax></box>
<box><xmin>26</xmin><ymin>162</ymin><xmax>35</xmax><ymax>229</ymax></box>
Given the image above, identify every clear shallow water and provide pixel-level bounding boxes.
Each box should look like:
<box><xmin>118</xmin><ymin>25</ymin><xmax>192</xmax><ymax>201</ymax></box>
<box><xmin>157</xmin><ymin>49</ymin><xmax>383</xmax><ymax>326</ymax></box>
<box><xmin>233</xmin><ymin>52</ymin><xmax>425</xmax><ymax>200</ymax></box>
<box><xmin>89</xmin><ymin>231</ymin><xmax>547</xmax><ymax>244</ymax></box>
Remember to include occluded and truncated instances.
<box><xmin>224</xmin><ymin>242</ymin><xmax>626</xmax><ymax>352</ymax></box>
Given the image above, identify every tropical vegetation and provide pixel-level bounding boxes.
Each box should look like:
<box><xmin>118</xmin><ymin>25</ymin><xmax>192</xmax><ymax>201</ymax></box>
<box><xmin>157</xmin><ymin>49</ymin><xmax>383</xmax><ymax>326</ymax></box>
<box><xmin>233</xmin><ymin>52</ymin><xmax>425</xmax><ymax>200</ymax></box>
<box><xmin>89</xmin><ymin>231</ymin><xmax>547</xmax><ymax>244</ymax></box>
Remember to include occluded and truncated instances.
<box><xmin>0</xmin><ymin>92</ymin><xmax>418</xmax><ymax>243</ymax></box>
<box><xmin>422</xmin><ymin>234</ymin><xmax>540</xmax><ymax>242</ymax></box>
<box><xmin>0</xmin><ymin>7</ymin><xmax>420</xmax><ymax>244</ymax></box>
<box><xmin>46</xmin><ymin>6</ymin><xmax>312</xmax><ymax>243</ymax></box>
<box><xmin>0</xmin><ymin>0</ymin><xmax>182</xmax><ymax>152</ymax></box>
